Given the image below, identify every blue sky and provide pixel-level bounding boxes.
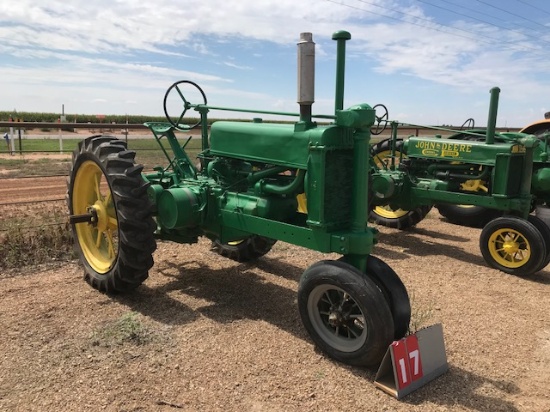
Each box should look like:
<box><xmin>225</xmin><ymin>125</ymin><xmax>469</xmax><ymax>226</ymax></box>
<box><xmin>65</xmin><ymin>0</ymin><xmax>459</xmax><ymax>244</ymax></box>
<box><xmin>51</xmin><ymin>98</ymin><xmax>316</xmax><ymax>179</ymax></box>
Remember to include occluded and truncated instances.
<box><xmin>1</xmin><ymin>0</ymin><xmax>550</xmax><ymax>127</ymax></box>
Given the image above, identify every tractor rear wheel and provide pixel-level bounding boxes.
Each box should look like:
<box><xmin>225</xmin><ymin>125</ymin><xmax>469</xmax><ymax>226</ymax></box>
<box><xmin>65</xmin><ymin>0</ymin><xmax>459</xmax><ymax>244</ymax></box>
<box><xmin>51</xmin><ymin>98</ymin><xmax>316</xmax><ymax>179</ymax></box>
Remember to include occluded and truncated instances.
<box><xmin>479</xmin><ymin>216</ymin><xmax>546</xmax><ymax>276</ymax></box>
<box><xmin>527</xmin><ymin>214</ymin><xmax>550</xmax><ymax>272</ymax></box>
<box><xmin>211</xmin><ymin>236</ymin><xmax>276</xmax><ymax>262</ymax></box>
<box><xmin>436</xmin><ymin>204</ymin><xmax>501</xmax><ymax>228</ymax></box>
<box><xmin>67</xmin><ymin>135</ymin><xmax>157</xmax><ymax>292</ymax></box>
<box><xmin>370</xmin><ymin>138</ymin><xmax>431</xmax><ymax>229</ymax></box>
<box><xmin>298</xmin><ymin>260</ymin><xmax>394</xmax><ymax>367</ymax></box>
<box><xmin>370</xmin><ymin>205</ymin><xmax>432</xmax><ymax>229</ymax></box>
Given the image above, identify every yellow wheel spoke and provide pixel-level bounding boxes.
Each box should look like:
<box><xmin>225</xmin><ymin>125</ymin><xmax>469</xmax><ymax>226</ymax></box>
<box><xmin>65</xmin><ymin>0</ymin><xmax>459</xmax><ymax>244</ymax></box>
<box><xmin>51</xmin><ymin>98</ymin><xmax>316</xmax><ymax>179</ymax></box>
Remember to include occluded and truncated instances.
<box><xmin>93</xmin><ymin>173</ymin><xmax>102</xmax><ymax>201</ymax></box>
<box><xmin>95</xmin><ymin>230</ymin><xmax>103</xmax><ymax>248</ymax></box>
<box><xmin>108</xmin><ymin>216</ymin><xmax>118</xmax><ymax>230</ymax></box>
<box><xmin>106</xmin><ymin>230</ymin><xmax>115</xmax><ymax>259</ymax></box>
<box><xmin>105</xmin><ymin>191</ymin><xmax>112</xmax><ymax>207</ymax></box>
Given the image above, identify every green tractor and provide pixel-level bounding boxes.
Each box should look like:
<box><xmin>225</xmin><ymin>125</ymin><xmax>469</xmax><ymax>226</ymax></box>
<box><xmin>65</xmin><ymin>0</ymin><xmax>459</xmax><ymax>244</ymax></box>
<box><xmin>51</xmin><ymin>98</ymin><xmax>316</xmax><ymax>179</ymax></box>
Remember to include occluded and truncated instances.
<box><xmin>434</xmin><ymin>115</ymin><xmax>550</xmax><ymax>227</ymax></box>
<box><xmin>67</xmin><ymin>31</ymin><xmax>410</xmax><ymax>367</ymax></box>
<box><xmin>368</xmin><ymin>87</ymin><xmax>550</xmax><ymax>276</ymax></box>
<box><xmin>370</xmin><ymin>114</ymin><xmax>550</xmax><ymax>229</ymax></box>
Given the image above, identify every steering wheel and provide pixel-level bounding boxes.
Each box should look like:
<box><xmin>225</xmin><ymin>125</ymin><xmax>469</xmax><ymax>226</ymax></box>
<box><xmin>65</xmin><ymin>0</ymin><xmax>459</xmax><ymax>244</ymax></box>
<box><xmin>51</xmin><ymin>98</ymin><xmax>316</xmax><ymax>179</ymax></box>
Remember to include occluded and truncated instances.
<box><xmin>163</xmin><ymin>80</ymin><xmax>207</xmax><ymax>130</ymax></box>
<box><xmin>371</xmin><ymin>104</ymin><xmax>389</xmax><ymax>135</ymax></box>
<box><xmin>459</xmin><ymin>117</ymin><xmax>475</xmax><ymax>130</ymax></box>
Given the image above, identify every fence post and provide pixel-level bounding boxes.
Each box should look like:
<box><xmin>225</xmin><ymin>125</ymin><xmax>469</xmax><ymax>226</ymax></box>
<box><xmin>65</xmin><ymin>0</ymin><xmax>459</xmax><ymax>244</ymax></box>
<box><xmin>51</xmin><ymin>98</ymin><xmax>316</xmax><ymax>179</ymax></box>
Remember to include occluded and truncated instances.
<box><xmin>9</xmin><ymin>126</ymin><xmax>15</xmax><ymax>154</ymax></box>
<box><xmin>58</xmin><ymin>118</ymin><xmax>63</xmax><ymax>153</ymax></box>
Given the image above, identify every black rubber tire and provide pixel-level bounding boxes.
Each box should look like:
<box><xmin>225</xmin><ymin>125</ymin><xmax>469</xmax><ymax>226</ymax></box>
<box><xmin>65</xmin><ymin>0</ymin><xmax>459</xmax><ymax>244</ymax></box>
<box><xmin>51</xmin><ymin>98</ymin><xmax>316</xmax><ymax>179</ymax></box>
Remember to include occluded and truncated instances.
<box><xmin>370</xmin><ymin>138</ymin><xmax>431</xmax><ymax>229</ymax></box>
<box><xmin>298</xmin><ymin>260</ymin><xmax>394</xmax><ymax>367</ymax></box>
<box><xmin>67</xmin><ymin>135</ymin><xmax>157</xmax><ymax>292</ymax></box>
<box><xmin>527</xmin><ymin>214</ymin><xmax>550</xmax><ymax>271</ymax></box>
<box><xmin>370</xmin><ymin>138</ymin><xmax>405</xmax><ymax>171</ymax></box>
<box><xmin>365</xmin><ymin>255</ymin><xmax>411</xmax><ymax>339</ymax></box>
<box><xmin>211</xmin><ymin>236</ymin><xmax>277</xmax><ymax>262</ymax></box>
<box><xmin>436</xmin><ymin>204</ymin><xmax>501</xmax><ymax>228</ymax></box>
<box><xmin>339</xmin><ymin>255</ymin><xmax>410</xmax><ymax>339</ymax></box>
<box><xmin>479</xmin><ymin>216</ymin><xmax>546</xmax><ymax>276</ymax></box>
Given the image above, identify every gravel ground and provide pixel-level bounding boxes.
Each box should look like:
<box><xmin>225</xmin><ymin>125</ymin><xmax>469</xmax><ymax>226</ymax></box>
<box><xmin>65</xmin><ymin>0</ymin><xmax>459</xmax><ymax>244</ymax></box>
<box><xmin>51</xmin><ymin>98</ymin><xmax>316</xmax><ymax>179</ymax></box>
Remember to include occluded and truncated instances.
<box><xmin>1</xmin><ymin>211</ymin><xmax>549</xmax><ymax>412</ymax></box>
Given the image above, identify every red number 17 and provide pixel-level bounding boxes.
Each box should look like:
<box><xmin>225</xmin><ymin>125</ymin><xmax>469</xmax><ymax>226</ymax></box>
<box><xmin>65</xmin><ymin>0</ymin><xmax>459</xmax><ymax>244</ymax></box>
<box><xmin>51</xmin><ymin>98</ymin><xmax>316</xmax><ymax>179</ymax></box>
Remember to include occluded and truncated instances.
<box><xmin>393</xmin><ymin>335</ymin><xmax>423</xmax><ymax>389</ymax></box>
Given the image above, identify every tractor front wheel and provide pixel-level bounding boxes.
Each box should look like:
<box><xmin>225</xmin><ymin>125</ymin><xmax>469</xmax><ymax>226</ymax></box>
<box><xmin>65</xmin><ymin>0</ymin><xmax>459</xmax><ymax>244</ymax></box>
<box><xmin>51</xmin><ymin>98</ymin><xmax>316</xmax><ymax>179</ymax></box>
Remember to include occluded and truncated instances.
<box><xmin>480</xmin><ymin>216</ymin><xmax>546</xmax><ymax>276</ymax></box>
<box><xmin>298</xmin><ymin>260</ymin><xmax>394</xmax><ymax>367</ymax></box>
<box><xmin>365</xmin><ymin>255</ymin><xmax>410</xmax><ymax>339</ymax></box>
<box><xmin>339</xmin><ymin>255</ymin><xmax>410</xmax><ymax>339</ymax></box>
<box><xmin>67</xmin><ymin>135</ymin><xmax>157</xmax><ymax>292</ymax></box>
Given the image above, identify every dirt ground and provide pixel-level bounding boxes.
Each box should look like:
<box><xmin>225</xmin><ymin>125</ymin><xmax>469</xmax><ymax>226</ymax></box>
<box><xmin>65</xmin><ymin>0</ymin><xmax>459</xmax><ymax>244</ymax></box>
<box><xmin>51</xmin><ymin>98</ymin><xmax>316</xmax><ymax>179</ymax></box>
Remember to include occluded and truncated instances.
<box><xmin>1</xmin><ymin>208</ymin><xmax>549</xmax><ymax>411</ymax></box>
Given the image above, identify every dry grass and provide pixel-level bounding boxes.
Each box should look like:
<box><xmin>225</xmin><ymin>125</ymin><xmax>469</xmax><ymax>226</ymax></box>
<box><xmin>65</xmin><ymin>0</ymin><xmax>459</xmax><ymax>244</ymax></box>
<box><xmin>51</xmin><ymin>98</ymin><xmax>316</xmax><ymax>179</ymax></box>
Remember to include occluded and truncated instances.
<box><xmin>0</xmin><ymin>201</ymin><xmax>76</xmax><ymax>269</ymax></box>
<box><xmin>1</xmin><ymin>215</ymin><xmax>549</xmax><ymax>411</ymax></box>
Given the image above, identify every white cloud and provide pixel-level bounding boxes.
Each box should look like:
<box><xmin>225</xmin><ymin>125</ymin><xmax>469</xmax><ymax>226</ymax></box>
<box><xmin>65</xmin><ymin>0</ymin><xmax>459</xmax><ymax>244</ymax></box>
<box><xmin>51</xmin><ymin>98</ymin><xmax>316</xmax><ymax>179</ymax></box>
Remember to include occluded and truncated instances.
<box><xmin>0</xmin><ymin>0</ymin><xmax>549</xmax><ymax>126</ymax></box>
<box><xmin>223</xmin><ymin>61</ymin><xmax>252</xmax><ymax>70</ymax></box>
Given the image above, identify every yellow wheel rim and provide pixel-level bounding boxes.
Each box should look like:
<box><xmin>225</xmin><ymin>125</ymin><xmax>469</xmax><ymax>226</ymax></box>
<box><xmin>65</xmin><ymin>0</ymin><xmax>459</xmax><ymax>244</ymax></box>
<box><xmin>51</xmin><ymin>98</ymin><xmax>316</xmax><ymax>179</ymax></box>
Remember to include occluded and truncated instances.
<box><xmin>373</xmin><ymin>205</ymin><xmax>410</xmax><ymax>219</ymax></box>
<box><xmin>371</xmin><ymin>148</ymin><xmax>409</xmax><ymax>219</ymax></box>
<box><xmin>297</xmin><ymin>192</ymin><xmax>308</xmax><ymax>214</ymax></box>
<box><xmin>488</xmin><ymin>228</ymin><xmax>530</xmax><ymax>269</ymax></box>
<box><xmin>72</xmin><ymin>160</ymin><xmax>119</xmax><ymax>274</ymax></box>
<box><xmin>372</xmin><ymin>149</ymin><xmax>403</xmax><ymax>169</ymax></box>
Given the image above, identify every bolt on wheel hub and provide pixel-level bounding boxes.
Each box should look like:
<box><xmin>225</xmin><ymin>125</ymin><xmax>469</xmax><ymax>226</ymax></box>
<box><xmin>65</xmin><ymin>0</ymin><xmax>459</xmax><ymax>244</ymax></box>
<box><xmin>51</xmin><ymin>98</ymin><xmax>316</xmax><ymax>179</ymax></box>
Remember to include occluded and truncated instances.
<box><xmin>502</xmin><ymin>240</ymin><xmax>519</xmax><ymax>255</ymax></box>
<box><xmin>328</xmin><ymin>310</ymin><xmax>345</xmax><ymax>328</ymax></box>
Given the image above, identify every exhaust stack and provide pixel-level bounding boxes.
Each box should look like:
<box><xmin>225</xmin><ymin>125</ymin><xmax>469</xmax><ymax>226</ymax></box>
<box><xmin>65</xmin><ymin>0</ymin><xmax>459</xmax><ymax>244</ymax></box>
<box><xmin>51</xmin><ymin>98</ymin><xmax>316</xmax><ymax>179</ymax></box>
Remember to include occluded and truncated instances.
<box><xmin>297</xmin><ymin>32</ymin><xmax>315</xmax><ymax>124</ymax></box>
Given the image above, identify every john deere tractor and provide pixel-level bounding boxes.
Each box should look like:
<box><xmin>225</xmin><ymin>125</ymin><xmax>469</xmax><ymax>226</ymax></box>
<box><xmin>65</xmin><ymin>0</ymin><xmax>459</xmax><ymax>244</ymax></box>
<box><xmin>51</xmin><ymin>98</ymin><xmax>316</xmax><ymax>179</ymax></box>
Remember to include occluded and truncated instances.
<box><xmin>67</xmin><ymin>31</ymin><xmax>411</xmax><ymax>367</ymax></box>
<box><xmin>368</xmin><ymin>87</ymin><xmax>550</xmax><ymax>276</ymax></box>
<box><xmin>433</xmin><ymin>114</ymin><xmax>550</xmax><ymax>227</ymax></box>
<box><xmin>370</xmin><ymin>113</ymin><xmax>550</xmax><ymax>231</ymax></box>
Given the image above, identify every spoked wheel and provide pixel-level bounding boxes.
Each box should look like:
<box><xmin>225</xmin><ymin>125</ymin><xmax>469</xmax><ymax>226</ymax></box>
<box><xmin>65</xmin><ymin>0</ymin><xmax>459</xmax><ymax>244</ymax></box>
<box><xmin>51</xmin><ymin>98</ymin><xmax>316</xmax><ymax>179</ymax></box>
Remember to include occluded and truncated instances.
<box><xmin>370</xmin><ymin>138</ymin><xmax>431</xmax><ymax>229</ymax></box>
<box><xmin>480</xmin><ymin>216</ymin><xmax>546</xmax><ymax>276</ymax></box>
<box><xmin>211</xmin><ymin>236</ymin><xmax>277</xmax><ymax>262</ymax></box>
<box><xmin>339</xmin><ymin>255</ymin><xmax>410</xmax><ymax>339</ymax></box>
<box><xmin>67</xmin><ymin>135</ymin><xmax>157</xmax><ymax>292</ymax></box>
<box><xmin>298</xmin><ymin>260</ymin><xmax>394</xmax><ymax>367</ymax></box>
